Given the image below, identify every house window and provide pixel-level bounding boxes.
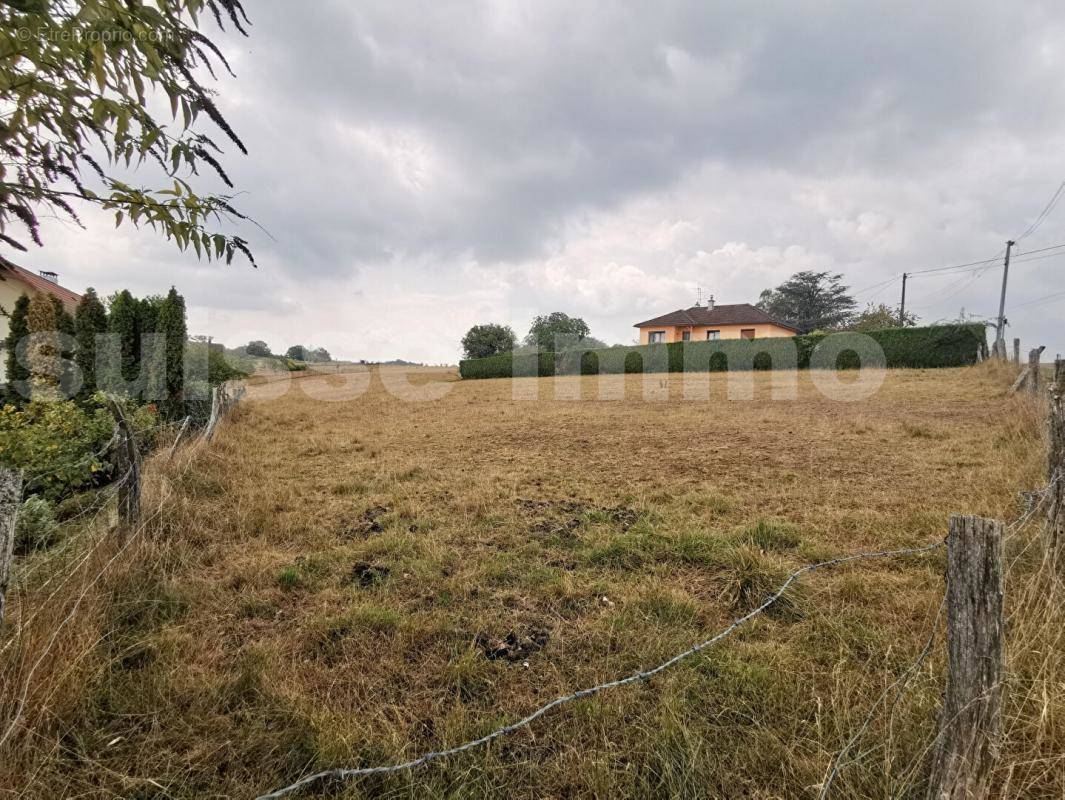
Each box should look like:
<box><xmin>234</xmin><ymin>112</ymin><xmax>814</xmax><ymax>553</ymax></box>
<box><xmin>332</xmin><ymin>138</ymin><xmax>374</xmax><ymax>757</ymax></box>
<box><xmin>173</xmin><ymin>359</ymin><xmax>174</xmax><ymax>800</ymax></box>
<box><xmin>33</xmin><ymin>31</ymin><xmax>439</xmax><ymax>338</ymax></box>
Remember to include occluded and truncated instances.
<box><xmin>741</xmin><ymin>328</ymin><xmax>756</xmax><ymax>340</ymax></box>
<box><xmin>648</xmin><ymin>331</ymin><xmax>666</xmax><ymax>343</ymax></box>
<box><xmin>706</xmin><ymin>330</ymin><xmax>720</xmax><ymax>341</ymax></box>
<box><xmin>681</xmin><ymin>331</ymin><xmax>691</xmax><ymax>342</ymax></box>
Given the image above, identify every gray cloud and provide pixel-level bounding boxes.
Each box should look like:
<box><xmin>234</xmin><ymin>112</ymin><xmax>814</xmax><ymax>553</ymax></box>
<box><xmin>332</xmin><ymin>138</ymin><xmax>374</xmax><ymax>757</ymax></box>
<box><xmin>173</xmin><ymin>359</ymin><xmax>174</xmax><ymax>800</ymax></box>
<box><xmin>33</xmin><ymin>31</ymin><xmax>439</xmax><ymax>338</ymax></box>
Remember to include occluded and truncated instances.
<box><xmin>16</xmin><ymin>1</ymin><xmax>1065</xmax><ymax>359</ymax></box>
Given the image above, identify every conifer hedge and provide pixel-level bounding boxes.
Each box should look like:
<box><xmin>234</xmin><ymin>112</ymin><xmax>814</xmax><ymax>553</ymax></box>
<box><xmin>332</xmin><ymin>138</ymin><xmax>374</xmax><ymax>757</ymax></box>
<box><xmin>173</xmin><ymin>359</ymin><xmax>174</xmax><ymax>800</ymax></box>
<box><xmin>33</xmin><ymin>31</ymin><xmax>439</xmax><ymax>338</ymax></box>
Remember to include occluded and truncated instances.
<box><xmin>458</xmin><ymin>323</ymin><xmax>988</xmax><ymax>380</ymax></box>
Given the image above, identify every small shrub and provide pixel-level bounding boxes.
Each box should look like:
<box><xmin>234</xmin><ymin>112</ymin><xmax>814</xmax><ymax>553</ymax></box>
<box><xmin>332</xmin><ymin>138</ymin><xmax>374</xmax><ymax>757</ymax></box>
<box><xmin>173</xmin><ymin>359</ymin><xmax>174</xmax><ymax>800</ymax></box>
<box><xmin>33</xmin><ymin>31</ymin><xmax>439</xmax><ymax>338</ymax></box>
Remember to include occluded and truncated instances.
<box><xmin>15</xmin><ymin>495</ymin><xmax>58</xmax><ymax>553</ymax></box>
<box><xmin>0</xmin><ymin>400</ymin><xmax>113</xmax><ymax>502</ymax></box>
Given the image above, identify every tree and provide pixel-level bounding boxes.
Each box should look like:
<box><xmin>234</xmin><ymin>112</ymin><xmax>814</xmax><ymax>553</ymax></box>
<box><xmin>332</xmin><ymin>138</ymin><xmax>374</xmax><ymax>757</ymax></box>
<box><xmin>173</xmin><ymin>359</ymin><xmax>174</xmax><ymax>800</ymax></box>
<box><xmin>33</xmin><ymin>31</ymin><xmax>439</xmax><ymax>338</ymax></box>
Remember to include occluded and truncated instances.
<box><xmin>245</xmin><ymin>340</ymin><xmax>272</xmax><ymax>357</ymax></box>
<box><xmin>49</xmin><ymin>295</ymin><xmax>77</xmax><ymax>394</ymax></box>
<box><xmin>524</xmin><ymin>312</ymin><xmax>592</xmax><ymax>353</ymax></box>
<box><xmin>138</xmin><ymin>295</ymin><xmax>164</xmax><ymax>334</ymax></box>
<box><xmin>848</xmin><ymin>303</ymin><xmax>919</xmax><ymax>332</ymax></box>
<box><xmin>4</xmin><ymin>293</ymin><xmax>31</xmax><ymax>398</ymax></box>
<box><xmin>461</xmin><ymin>323</ymin><xmax>516</xmax><ymax>359</ymax></box>
<box><xmin>308</xmin><ymin>346</ymin><xmax>331</xmax><ymax>363</ymax></box>
<box><xmin>757</xmin><ymin>271</ymin><xmax>857</xmax><ymax>333</ymax></box>
<box><xmin>107</xmin><ymin>290</ymin><xmax>141</xmax><ymax>383</ymax></box>
<box><xmin>0</xmin><ymin>1</ymin><xmax>256</xmax><ymax>265</ymax></box>
<box><xmin>26</xmin><ymin>293</ymin><xmax>58</xmax><ymax>400</ymax></box>
<box><xmin>156</xmin><ymin>287</ymin><xmax>187</xmax><ymax>417</ymax></box>
<box><xmin>74</xmin><ymin>288</ymin><xmax>108</xmax><ymax>397</ymax></box>
<box><xmin>285</xmin><ymin>345</ymin><xmax>306</xmax><ymax>361</ymax></box>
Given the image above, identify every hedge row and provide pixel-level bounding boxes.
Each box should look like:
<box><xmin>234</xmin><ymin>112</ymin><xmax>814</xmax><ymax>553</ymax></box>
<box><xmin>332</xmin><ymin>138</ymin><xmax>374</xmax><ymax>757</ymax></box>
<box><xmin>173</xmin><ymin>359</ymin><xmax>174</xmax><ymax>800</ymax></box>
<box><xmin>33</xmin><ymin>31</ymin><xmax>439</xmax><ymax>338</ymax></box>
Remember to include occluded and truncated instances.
<box><xmin>458</xmin><ymin>323</ymin><xmax>988</xmax><ymax>380</ymax></box>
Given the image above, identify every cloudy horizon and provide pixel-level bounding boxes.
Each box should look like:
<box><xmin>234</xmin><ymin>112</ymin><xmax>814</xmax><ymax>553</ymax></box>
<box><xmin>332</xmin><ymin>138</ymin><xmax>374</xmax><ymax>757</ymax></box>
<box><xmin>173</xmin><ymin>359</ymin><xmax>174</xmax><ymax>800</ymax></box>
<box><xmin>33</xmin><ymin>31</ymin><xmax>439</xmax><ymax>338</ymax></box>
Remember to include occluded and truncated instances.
<box><xmin>11</xmin><ymin>1</ymin><xmax>1065</xmax><ymax>363</ymax></box>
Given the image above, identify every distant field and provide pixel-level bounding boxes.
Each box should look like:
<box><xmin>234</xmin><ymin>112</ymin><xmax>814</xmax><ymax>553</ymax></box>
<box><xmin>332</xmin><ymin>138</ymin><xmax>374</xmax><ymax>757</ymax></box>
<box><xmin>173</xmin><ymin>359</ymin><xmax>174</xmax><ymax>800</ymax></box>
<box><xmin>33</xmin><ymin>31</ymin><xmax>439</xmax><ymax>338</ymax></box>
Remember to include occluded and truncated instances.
<box><xmin>10</xmin><ymin>364</ymin><xmax>1059</xmax><ymax>799</ymax></box>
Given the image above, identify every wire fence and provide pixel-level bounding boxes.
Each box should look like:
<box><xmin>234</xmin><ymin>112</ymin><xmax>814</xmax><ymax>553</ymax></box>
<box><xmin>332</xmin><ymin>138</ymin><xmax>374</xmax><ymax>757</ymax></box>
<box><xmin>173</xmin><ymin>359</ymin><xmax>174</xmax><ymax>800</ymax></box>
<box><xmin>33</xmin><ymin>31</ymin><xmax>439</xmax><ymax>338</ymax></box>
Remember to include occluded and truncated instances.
<box><xmin>256</xmin><ymin>540</ymin><xmax>946</xmax><ymax>799</ymax></box>
<box><xmin>258</xmin><ymin>372</ymin><xmax>1065</xmax><ymax>800</ymax></box>
<box><xmin>0</xmin><ymin>383</ymin><xmax>246</xmax><ymax>755</ymax></box>
<box><xmin>4</xmin><ymin>367</ymin><xmax>1063</xmax><ymax>799</ymax></box>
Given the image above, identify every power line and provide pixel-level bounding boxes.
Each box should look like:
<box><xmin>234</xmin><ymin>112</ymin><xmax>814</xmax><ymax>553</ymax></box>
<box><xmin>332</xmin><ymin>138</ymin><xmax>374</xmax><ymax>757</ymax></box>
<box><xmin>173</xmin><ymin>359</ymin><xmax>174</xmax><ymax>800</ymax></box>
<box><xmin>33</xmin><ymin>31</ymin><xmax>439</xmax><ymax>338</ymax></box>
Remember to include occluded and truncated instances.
<box><xmin>1017</xmin><ymin>179</ymin><xmax>1065</xmax><ymax>241</ymax></box>
<box><xmin>1009</xmin><ymin>288</ymin><xmax>1065</xmax><ymax>310</ymax></box>
<box><xmin>1014</xmin><ymin>242</ymin><xmax>1065</xmax><ymax>258</ymax></box>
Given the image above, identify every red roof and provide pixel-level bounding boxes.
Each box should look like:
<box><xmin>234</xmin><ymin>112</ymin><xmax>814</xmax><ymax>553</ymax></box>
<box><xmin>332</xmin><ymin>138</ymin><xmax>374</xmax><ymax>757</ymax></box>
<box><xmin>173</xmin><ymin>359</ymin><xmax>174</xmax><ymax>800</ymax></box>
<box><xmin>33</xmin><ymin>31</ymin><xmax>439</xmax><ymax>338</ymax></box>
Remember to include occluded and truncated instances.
<box><xmin>0</xmin><ymin>257</ymin><xmax>82</xmax><ymax>308</ymax></box>
<box><xmin>634</xmin><ymin>303</ymin><xmax>800</xmax><ymax>332</ymax></box>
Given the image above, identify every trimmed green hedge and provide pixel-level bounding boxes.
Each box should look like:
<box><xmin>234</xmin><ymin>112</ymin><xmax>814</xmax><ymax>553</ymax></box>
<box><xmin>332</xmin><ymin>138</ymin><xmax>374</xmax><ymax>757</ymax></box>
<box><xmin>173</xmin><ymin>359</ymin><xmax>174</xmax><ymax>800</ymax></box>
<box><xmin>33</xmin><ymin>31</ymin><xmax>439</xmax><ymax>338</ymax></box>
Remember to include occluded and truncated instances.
<box><xmin>458</xmin><ymin>324</ymin><xmax>988</xmax><ymax>380</ymax></box>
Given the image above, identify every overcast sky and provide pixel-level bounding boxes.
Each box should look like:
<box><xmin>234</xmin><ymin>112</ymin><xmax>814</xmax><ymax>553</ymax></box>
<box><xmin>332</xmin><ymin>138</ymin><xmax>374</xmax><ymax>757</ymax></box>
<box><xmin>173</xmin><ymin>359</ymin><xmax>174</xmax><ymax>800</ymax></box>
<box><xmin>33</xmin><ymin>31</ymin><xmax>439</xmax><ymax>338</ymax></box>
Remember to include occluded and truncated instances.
<box><xmin>16</xmin><ymin>1</ymin><xmax>1065</xmax><ymax>362</ymax></box>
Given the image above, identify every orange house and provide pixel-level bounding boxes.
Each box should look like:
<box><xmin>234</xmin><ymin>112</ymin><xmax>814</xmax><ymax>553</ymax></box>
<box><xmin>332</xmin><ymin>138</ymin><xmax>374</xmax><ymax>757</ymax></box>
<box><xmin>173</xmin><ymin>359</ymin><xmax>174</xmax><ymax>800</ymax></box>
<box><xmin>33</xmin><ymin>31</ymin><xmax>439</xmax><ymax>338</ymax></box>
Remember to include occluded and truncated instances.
<box><xmin>634</xmin><ymin>302</ymin><xmax>799</xmax><ymax>345</ymax></box>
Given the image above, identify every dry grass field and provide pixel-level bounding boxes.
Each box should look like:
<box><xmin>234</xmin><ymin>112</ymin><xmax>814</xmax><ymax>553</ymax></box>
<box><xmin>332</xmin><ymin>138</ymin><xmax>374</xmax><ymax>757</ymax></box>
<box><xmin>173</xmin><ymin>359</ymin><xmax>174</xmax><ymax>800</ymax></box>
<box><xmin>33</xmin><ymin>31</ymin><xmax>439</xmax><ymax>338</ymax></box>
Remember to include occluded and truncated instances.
<box><xmin>3</xmin><ymin>363</ymin><xmax>1062</xmax><ymax>799</ymax></box>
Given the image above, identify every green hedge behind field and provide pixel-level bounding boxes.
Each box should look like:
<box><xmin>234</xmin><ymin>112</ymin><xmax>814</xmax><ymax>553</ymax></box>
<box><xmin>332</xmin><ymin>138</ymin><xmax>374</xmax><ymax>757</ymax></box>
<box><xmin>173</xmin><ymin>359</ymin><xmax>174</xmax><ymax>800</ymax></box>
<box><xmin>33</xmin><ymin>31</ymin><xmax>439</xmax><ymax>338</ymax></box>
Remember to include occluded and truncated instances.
<box><xmin>458</xmin><ymin>323</ymin><xmax>988</xmax><ymax>380</ymax></box>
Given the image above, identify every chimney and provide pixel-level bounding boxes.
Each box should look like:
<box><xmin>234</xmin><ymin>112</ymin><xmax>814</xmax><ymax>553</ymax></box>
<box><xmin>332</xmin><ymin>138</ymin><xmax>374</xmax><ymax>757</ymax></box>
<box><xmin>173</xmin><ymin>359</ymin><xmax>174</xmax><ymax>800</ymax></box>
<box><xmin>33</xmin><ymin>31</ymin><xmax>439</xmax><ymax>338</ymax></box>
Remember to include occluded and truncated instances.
<box><xmin>39</xmin><ymin>270</ymin><xmax>58</xmax><ymax>283</ymax></box>
<box><xmin>707</xmin><ymin>294</ymin><xmax>715</xmax><ymax>310</ymax></box>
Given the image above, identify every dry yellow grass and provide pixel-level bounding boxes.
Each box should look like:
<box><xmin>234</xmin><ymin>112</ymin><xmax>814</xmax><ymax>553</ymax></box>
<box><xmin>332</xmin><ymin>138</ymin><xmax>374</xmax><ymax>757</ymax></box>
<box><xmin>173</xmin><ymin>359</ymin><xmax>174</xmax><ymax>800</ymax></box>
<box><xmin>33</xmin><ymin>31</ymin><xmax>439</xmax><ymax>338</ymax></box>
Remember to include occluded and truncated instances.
<box><xmin>2</xmin><ymin>362</ymin><xmax>1061</xmax><ymax>799</ymax></box>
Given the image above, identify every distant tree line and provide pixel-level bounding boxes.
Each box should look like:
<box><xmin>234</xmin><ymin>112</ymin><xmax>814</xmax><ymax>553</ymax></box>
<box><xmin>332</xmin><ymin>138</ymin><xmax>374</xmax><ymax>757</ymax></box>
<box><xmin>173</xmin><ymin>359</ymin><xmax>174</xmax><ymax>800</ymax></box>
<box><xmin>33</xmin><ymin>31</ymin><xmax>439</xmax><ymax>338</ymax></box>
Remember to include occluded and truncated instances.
<box><xmin>284</xmin><ymin>344</ymin><xmax>331</xmax><ymax>362</ymax></box>
<box><xmin>462</xmin><ymin>312</ymin><xmax>608</xmax><ymax>359</ymax></box>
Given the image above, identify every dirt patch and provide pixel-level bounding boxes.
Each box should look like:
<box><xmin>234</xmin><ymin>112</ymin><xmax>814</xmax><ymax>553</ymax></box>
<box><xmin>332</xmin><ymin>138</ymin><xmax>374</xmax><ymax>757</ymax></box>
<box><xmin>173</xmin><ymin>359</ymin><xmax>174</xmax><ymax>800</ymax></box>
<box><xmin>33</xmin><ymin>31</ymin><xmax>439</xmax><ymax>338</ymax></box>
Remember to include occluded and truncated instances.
<box><xmin>340</xmin><ymin>505</ymin><xmax>390</xmax><ymax>537</ymax></box>
<box><xmin>342</xmin><ymin>562</ymin><xmax>390</xmax><ymax>588</ymax></box>
<box><xmin>518</xmin><ymin>498</ymin><xmax>641</xmax><ymax>537</ymax></box>
<box><xmin>475</xmin><ymin>628</ymin><xmax>550</xmax><ymax>662</ymax></box>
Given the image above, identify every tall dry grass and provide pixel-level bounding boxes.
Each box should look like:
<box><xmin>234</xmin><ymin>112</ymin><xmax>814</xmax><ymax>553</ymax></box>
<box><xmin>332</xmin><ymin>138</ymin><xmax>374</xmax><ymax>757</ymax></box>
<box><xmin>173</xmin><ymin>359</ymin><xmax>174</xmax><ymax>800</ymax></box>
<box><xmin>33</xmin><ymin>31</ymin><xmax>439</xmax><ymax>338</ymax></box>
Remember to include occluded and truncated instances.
<box><xmin>0</xmin><ymin>363</ymin><xmax>1061</xmax><ymax>799</ymax></box>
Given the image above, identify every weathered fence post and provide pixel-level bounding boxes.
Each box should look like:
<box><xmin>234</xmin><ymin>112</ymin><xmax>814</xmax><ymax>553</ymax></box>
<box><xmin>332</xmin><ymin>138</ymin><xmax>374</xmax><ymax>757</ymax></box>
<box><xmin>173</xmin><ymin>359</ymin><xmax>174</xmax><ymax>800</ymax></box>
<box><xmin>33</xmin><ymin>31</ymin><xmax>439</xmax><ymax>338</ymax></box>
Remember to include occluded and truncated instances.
<box><xmin>104</xmin><ymin>396</ymin><xmax>141</xmax><ymax>526</ymax></box>
<box><xmin>204</xmin><ymin>386</ymin><xmax>222</xmax><ymax>442</ymax></box>
<box><xmin>168</xmin><ymin>416</ymin><xmax>191</xmax><ymax>461</ymax></box>
<box><xmin>0</xmin><ymin>469</ymin><xmax>23</xmax><ymax>623</ymax></box>
<box><xmin>1028</xmin><ymin>346</ymin><xmax>1045</xmax><ymax>397</ymax></box>
<box><xmin>1050</xmin><ymin>384</ymin><xmax>1064</xmax><ymax>560</ymax></box>
<box><xmin>927</xmin><ymin>515</ymin><xmax>1004</xmax><ymax>800</ymax></box>
<box><xmin>1013</xmin><ymin>338</ymin><xmax>1020</xmax><ymax>365</ymax></box>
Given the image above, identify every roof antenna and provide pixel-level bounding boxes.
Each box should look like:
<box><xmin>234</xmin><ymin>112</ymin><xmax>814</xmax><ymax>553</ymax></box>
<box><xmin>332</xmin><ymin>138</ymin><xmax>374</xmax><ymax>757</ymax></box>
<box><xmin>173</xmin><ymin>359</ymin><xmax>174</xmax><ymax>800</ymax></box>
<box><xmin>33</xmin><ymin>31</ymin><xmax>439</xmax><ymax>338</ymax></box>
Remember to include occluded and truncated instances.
<box><xmin>696</xmin><ymin>286</ymin><xmax>703</xmax><ymax>307</ymax></box>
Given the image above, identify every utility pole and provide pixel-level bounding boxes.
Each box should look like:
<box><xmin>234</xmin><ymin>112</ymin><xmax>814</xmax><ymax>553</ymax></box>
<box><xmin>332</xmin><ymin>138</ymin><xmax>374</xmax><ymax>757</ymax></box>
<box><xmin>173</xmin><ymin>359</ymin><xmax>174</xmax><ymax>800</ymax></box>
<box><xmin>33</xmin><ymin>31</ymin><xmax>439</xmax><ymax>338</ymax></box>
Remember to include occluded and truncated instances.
<box><xmin>900</xmin><ymin>272</ymin><xmax>908</xmax><ymax>325</ymax></box>
<box><xmin>995</xmin><ymin>241</ymin><xmax>1015</xmax><ymax>357</ymax></box>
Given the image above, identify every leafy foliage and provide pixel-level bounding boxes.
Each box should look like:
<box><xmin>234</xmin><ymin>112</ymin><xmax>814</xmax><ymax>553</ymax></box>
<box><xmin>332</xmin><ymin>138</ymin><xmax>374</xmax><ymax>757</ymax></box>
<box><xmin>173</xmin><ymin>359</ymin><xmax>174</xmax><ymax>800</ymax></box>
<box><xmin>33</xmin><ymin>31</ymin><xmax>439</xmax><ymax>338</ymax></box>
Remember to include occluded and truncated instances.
<box><xmin>106</xmin><ymin>289</ymin><xmax>140</xmax><ymax>383</ymax></box>
<box><xmin>284</xmin><ymin>344</ymin><xmax>330</xmax><ymax>362</ymax></box>
<box><xmin>26</xmin><ymin>292</ymin><xmax>59</xmax><ymax>398</ymax></box>
<box><xmin>757</xmin><ymin>271</ymin><xmax>857</xmax><ymax>333</ymax></box>
<box><xmin>3</xmin><ymin>293</ymin><xmax>30</xmax><ymax>393</ymax></box>
<box><xmin>0</xmin><ymin>0</ymin><xmax>256</xmax><ymax>264</ymax></box>
<box><xmin>847</xmin><ymin>302</ymin><xmax>919</xmax><ymax>332</ymax></box>
<box><xmin>460</xmin><ymin>324</ymin><xmax>988</xmax><ymax>378</ymax></box>
<box><xmin>461</xmin><ymin>323</ymin><xmax>516</xmax><ymax>359</ymax></box>
<box><xmin>245</xmin><ymin>340</ymin><xmax>271</xmax><ymax>357</ymax></box>
<box><xmin>524</xmin><ymin>312</ymin><xmax>592</xmax><ymax>353</ymax></box>
<box><xmin>0</xmin><ymin>399</ymin><xmax>113</xmax><ymax>502</ymax></box>
<box><xmin>74</xmin><ymin>287</ymin><xmax>108</xmax><ymax>397</ymax></box>
<box><xmin>156</xmin><ymin>287</ymin><xmax>187</xmax><ymax>417</ymax></box>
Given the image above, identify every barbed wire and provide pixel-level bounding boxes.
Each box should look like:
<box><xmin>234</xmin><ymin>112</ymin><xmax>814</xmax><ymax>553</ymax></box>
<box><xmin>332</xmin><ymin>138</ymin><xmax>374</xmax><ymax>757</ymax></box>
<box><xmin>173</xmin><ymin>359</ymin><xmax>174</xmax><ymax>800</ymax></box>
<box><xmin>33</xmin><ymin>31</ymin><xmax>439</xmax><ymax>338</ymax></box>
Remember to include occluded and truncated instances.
<box><xmin>255</xmin><ymin>540</ymin><xmax>946</xmax><ymax>800</ymax></box>
<box><xmin>818</xmin><ymin>593</ymin><xmax>947</xmax><ymax>798</ymax></box>
<box><xmin>19</xmin><ymin>426</ymin><xmax>121</xmax><ymax>498</ymax></box>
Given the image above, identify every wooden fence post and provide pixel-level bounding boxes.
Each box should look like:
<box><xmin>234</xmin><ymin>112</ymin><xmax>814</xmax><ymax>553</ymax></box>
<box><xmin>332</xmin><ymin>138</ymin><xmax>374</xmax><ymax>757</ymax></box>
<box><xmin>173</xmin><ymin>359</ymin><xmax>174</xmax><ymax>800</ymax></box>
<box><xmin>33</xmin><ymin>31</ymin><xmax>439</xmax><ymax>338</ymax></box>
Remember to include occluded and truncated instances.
<box><xmin>0</xmin><ymin>468</ymin><xmax>23</xmax><ymax>623</ymax></box>
<box><xmin>168</xmin><ymin>416</ymin><xmax>191</xmax><ymax>461</ymax></box>
<box><xmin>926</xmin><ymin>515</ymin><xmax>1004</xmax><ymax>800</ymax></box>
<box><xmin>1013</xmin><ymin>338</ymin><xmax>1020</xmax><ymax>365</ymax></box>
<box><xmin>104</xmin><ymin>396</ymin><xmax>141</xmax><ymax>526</ymax></box>
<box><xmin>1050</xmin><ymin>386</ymin><xmax>1064</xmax><ymax>560</ymax></box>
<box><xmin>204</xmin><ymin>386</ymin><xmax>222</xmax><ymax>442</ymax></box>
<box><xmin>1027</xmin><ymin>347</ymin><xmax>1045</xmax><ymax>397</ymax></box>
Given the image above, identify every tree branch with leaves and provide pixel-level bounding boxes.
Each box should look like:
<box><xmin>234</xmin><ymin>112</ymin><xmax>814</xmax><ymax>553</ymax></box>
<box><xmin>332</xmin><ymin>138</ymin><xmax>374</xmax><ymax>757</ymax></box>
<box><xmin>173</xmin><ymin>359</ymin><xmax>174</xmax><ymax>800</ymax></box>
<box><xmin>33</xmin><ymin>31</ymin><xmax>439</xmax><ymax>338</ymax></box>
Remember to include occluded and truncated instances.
<box><xmin>0</xmin><ymin>0</ymin><xmax>256</xmax><ymax>264</ymax></box>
